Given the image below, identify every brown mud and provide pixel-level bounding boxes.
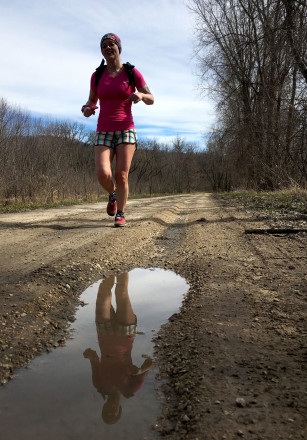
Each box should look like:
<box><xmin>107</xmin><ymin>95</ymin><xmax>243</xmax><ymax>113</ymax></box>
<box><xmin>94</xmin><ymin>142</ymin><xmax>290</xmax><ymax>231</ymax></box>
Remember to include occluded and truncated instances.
<box><xmin>0</xmin><ymin>194</ymin><xmax>306</xmax><ymax>439</ymax></box>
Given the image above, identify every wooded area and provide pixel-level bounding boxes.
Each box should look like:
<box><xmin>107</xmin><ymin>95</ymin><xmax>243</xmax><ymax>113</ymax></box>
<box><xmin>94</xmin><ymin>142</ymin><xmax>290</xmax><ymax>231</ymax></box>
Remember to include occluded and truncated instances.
<box><xmin>189</xmin><ymin>0</ymin><xmax>307</xmax><ymax>190</ymax></box>
<box><xmin>0</xmin><ymin>98</ymin><xmax>212</xmax><ymax>205</ymax></box>
<box><xmin>1</xmin><ymin>0</ymin><xmax>306</xmax><ymax>205</ymax></box>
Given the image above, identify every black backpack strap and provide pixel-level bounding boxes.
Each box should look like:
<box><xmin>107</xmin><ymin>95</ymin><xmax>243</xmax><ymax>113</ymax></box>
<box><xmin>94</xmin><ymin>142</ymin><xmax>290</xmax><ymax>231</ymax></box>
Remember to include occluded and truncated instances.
<box><xmin>94</xmin><ymin>59</ymin><xmax>107</xmax><ymax>87</ymax></box>
<box><xmin>123</xmin><ymin>62</ymin><xmax>135</xmax><ymax>87</ymax></box>
<box><xmin>94</xmin><ymin>60</ymin><xmax>135</xmax><ymax>87</ymax></box>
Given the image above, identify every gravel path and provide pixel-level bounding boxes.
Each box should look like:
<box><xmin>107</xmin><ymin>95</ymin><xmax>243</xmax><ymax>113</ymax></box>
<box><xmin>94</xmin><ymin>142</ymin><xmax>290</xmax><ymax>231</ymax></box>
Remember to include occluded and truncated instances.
<box><xmin>0</xmin><ymin>193</ymin><xmax>306</xmax><ymax>439</ymax></box>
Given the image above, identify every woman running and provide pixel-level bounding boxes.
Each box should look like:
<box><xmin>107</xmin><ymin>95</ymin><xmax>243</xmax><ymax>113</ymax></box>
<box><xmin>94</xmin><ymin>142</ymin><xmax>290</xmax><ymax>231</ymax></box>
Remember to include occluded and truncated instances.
<box><xmin>82</xmin><ymin>33</ymin><xmax>154</xmax><ymax>227</ymax></box>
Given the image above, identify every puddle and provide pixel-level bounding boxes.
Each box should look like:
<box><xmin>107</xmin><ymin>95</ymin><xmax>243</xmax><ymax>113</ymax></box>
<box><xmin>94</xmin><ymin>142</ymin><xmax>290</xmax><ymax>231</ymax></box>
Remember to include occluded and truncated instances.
<box><xmin>0</xmin><ymin>268</ymin><xmax>189</xmax><ymax>440</ymax></box>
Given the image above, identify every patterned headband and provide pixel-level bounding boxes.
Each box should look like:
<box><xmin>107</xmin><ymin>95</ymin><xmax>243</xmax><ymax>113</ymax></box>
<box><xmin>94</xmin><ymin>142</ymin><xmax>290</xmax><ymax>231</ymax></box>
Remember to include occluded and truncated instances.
<box><xmin>100</xmin><ymin>33</ymin><xmax>122</xmax><ymax>54</ymax></box>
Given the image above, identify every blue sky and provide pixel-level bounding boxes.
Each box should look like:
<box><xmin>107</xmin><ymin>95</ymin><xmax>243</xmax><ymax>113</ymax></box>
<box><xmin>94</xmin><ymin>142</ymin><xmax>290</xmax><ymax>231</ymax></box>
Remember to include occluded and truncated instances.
<box><xmin>0</xmin><ymin>0</ymin><xmax>216</xmax><ymax>146</ymax></box>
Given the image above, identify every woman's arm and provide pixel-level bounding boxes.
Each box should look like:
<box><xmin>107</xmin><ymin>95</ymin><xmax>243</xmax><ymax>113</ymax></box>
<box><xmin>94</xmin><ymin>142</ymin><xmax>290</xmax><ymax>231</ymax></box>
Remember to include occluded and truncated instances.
<box><xmin>131</xmin><ymin>357</ymin><xmax>154</xmax><ymax>376</ymax></box>
<box><xmin>138</xmin><ymin>84</ymin><xmax>154</xmax><ymax>105</ymax></box>
<box><xmin>83</xmin><ymin>348</ymin><xmax>101</xmax><ymax>389</ymax></box>
<box><xmin>82</xmin><ymin>89</ymin><xmax>99</xmax><ymax>117</ymax></box>
<box><xmin>127</xmin><ymin>84</ymin><xmax>154</xmax><ymax>105</ymax></box>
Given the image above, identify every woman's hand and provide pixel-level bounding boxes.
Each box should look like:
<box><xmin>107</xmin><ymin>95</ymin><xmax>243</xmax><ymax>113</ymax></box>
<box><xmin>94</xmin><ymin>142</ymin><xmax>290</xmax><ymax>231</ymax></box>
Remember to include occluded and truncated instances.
<box><xmin>83</xmin><ymin>107</ymin><xmax>96</xmax><ymax>117</ymax></box>
<box><xmin>128</xmin><ymin>85</ymin><xmax>154</xmax><ymax>105</ymax></box>
<box><xmin>83</xmin><ymin>348</ymin><xmax>98</xmax><ymax>359</ymax></box>
<box><xmin>131</xmin><ymin>357</ymin><xmax>154</xmax><ymax>375</ymax></box>
<box><xmin>126</xmin><ymin>92</ymin><xmax>144</xmax><ymax>104</ymax></box>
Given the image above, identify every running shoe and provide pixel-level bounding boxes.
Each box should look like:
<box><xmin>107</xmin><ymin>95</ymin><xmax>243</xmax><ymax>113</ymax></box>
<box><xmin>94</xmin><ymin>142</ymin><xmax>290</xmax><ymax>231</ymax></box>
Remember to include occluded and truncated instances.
<box><xmin>115</xmin><ymin>213</ymin><xmax>127</xmax><ymax>227</ymax></box>
<box><xmin>107</xmin><ymin>193</ymin><xmax>117</xmax><ymax>216</ymax></box>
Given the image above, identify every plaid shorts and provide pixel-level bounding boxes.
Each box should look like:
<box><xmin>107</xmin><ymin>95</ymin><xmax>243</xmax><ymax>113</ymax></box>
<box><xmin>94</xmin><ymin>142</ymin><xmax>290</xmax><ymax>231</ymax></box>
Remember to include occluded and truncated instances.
<box><xmin>96</xmin><ymin>320</ymin><xmax>137</xmax><ymax>337</ymax></box>
<box><xmin>95</xmin><ymin>129</ymin><xmax>137</xmax><ymax>150</ymax></box>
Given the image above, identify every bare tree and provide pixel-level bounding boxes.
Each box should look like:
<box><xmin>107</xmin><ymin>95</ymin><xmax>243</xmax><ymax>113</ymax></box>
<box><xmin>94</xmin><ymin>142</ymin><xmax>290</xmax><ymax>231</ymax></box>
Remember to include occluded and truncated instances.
<box><xmin>188</xmin><ymin>0</ymin><xmax>307</xmax><ymax>189</ymax></box>
<box><xmin>0</xmin><ymin>99</ymin><xmax>214</xmax><ymax>204</ymax></box>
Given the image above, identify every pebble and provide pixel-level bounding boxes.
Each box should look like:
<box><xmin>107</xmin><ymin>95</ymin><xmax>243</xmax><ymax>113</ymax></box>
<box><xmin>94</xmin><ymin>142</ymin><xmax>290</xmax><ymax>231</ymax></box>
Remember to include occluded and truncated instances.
<box><xmin>236</xmin><ymin>397</ymin><xmax>246</xmax><ymax>408</ymax></box>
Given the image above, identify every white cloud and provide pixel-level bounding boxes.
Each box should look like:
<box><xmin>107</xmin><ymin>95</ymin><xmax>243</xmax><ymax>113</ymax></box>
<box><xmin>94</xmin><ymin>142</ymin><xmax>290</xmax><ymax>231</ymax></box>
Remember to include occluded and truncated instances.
<box><xmin>0</xmin><ymin>0</ymin><xmax>215</xmax><ymax>145</ymax></box>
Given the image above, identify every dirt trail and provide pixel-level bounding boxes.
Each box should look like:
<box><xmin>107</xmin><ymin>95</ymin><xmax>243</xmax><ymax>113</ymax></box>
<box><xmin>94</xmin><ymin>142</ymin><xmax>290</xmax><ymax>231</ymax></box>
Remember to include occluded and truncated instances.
<box><xmin>0</xmin><ymin>194</ymin><xmax>306</xmax><ymax>439</ymax></box>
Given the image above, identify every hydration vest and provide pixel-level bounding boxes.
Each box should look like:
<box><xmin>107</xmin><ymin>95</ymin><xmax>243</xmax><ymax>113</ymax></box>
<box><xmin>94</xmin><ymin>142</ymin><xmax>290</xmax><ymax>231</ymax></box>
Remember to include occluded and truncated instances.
<box><xmin>94</xmin><ymin>59</ymin><xmax>136</xmax><ymax>87</ymax></box>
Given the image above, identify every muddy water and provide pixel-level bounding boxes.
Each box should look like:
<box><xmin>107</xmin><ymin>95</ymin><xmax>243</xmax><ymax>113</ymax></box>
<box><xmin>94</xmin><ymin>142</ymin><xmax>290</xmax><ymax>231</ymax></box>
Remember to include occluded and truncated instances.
<box><xmin>0</xmin><ymin>268</ymin><xmax>189</xmax><ymax>440</ymax></box>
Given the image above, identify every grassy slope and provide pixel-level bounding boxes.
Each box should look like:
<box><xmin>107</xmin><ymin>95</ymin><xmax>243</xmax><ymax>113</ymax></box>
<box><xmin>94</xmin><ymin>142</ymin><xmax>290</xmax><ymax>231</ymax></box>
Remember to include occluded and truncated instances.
<box><xmin>214</xmin><ymin>189</ymin><xmax>307</xmax><ymax>215</ymax></box>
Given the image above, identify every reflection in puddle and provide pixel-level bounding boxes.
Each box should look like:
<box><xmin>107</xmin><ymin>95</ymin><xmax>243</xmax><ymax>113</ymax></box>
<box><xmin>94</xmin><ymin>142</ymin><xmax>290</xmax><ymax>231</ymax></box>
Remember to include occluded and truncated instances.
<box><xmin>0</xmin><ymin>268</ymin><xmax>189</xmax><ymax>440</ymax></box>
<box><xmin>84</xmin><ymin>272</ymin><xmax>154</xmax><ymax>425</ymax></box>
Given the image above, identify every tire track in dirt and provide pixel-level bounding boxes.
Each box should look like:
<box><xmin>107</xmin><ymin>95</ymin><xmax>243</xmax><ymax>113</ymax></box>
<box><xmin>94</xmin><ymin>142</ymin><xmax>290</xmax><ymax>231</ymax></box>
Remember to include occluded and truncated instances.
<box><xmin>152</xmin><ymin>194</ymin><xmax>306</xmax><ymax>440</ymax></box>
<box><xmin>0</xmin><ymin>194</ymin><xmax>306</xmax><ymax>440</ymax></box>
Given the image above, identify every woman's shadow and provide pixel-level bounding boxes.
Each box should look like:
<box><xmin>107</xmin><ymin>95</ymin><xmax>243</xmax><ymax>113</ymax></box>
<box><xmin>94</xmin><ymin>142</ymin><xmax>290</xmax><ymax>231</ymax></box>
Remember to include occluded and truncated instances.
<box><xmin>83</xmin><ymin>272</ymin><xmax>154</xmax><ymax>424</ymax></box>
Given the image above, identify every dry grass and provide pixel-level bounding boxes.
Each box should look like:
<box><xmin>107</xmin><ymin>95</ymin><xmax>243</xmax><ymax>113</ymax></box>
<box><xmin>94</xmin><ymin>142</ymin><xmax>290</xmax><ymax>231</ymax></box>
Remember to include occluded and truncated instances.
<box><xmin>215</xmin><ymin>188</ymin><xmax>307</xmax><ymax>215</ymax></box>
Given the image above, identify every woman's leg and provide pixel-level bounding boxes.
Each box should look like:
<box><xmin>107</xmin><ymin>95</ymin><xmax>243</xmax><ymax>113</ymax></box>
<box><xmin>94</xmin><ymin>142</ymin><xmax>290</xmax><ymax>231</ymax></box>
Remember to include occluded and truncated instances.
<box><xmin>94</xmin><ymin>146</ymin><xmax>116</xmax><ymax>195</ymax></box>
<box><xmin>114</xmin><ymin>143</ymin><xmax>136</xmax><ymax>212</ymax></box>
<box><xmin>114</xmin><ymin>272</ymin><xmax>136</xmax><ymax>325</ymax></box>
<box><xmin>95</xmin><ymin>275</ymin><xmax>115</xmax><ymax>323</ymax></box>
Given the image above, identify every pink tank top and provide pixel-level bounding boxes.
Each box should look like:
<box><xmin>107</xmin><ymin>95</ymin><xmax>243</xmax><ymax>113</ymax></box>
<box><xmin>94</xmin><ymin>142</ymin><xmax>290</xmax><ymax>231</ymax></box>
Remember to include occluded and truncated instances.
<box><xmin>90</xmin><ymin>67</ymin><xmax>146</xmax><ymax>132</ymax></box>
